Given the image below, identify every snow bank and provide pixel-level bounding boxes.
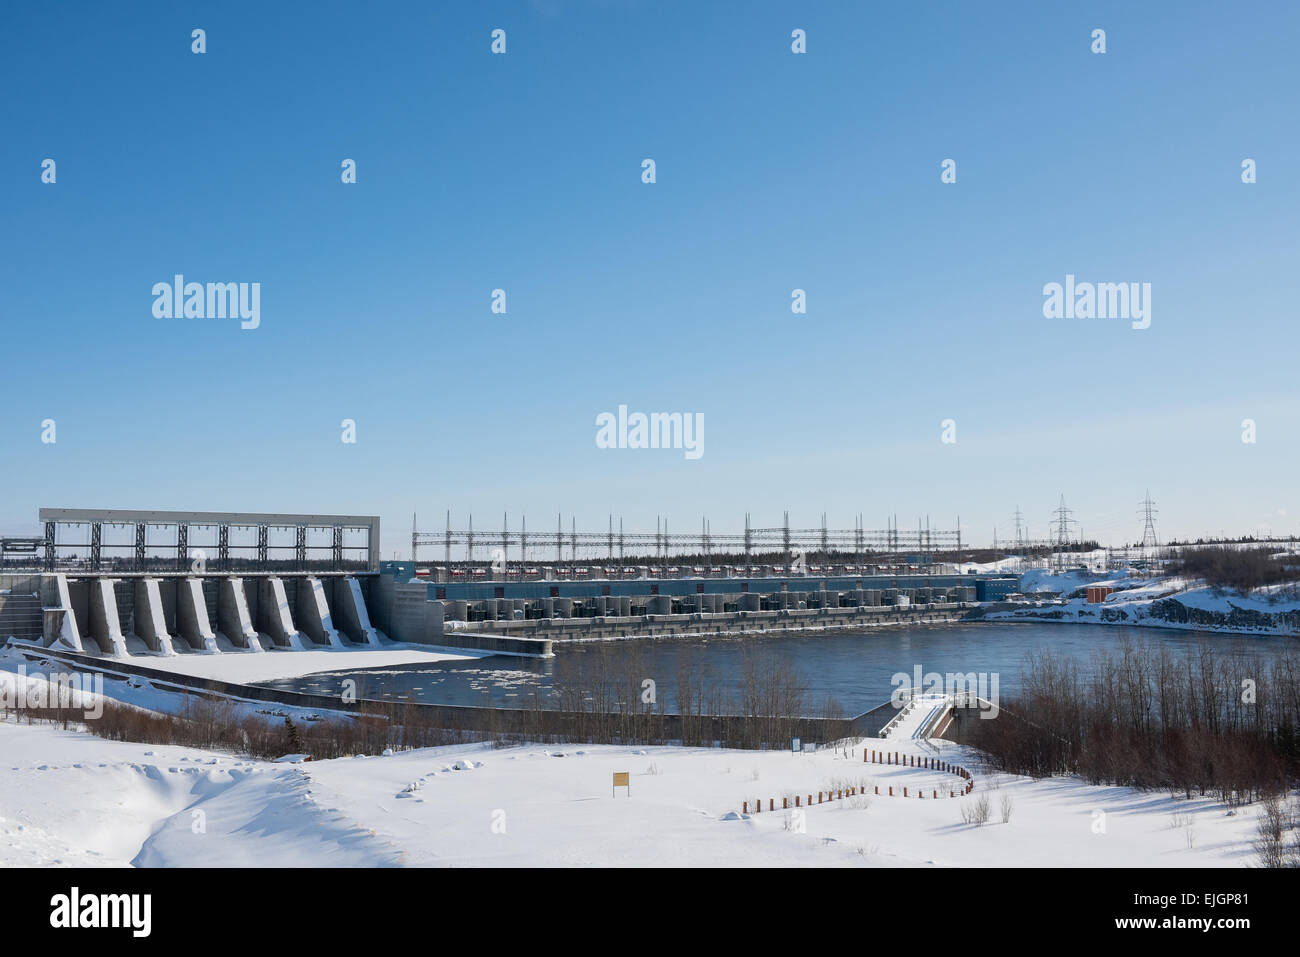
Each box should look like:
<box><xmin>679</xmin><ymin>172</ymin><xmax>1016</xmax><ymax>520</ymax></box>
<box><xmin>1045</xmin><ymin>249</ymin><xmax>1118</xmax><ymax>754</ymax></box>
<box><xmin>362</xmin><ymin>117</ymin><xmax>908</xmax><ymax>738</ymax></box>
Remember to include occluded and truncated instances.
<box><xmin>0</xmin><ymin>713</ymin><xmax>1271</xmax><ymax>867</ymax></box>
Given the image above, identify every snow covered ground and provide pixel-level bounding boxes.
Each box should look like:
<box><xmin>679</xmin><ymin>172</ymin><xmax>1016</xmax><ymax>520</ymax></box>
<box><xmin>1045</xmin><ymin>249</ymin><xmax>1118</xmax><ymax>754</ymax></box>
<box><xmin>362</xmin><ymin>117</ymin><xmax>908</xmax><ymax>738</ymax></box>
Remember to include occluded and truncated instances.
<box><xmin>0</xmin><ymin>644</ymin><xmax>352</xmax><ymax>724</ymax></box>
<box><xmin>979</xmin><ymin>568</ymin><xmax>1300</xmax><ymax>636</ymax></box>
<box><xmin>0</xmin><ymin>708</ymin><xmax>1266</xmax><ymax>868</ymax></box>
<box><xmin>0</xmin><ymin>720</ymin><xmax>400</xmax><ymax>867</ymax></box>
<box><xmin>75</xmin><ymin>642</ymin><xmax>489</xmax><ymax>684</ymax></box>
<box><xmin>0</xmin><ymin>630</ymin><xmax>1284</xmax><ymax>869</ymax></box>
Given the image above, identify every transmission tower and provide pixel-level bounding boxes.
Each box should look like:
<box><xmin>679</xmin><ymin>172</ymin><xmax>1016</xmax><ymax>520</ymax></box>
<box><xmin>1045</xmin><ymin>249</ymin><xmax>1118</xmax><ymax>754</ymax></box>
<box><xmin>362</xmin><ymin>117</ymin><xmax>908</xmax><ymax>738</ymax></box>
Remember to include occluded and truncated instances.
<box><xmin>1139</xmin><ymin>490</ymin><xmax>1159</xmax><ymax>551</ymax></box>
<box><xmin>1013</xmin><ymin>505</ymin><xmax>1025</xmax><ymax>546</ymax></box>
<box><xmin>1050</xmin><ymin>495</ymin><xmax>1076</xmax><ymax>572</ymax></box>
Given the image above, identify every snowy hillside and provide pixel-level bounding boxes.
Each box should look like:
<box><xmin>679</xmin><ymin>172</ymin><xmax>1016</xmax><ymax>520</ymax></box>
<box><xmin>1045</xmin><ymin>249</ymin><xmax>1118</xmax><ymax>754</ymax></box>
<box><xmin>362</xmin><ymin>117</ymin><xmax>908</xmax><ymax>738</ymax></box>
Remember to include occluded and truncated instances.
<box><xmin>975</xmin><ymin>570</ymin><xmax>1300</xmax><ymax>636</ymax></box>
<box><xmin>0</xmin><ymin>667</ymin><xmax>1267</xmax><ymax>868</ymax></box>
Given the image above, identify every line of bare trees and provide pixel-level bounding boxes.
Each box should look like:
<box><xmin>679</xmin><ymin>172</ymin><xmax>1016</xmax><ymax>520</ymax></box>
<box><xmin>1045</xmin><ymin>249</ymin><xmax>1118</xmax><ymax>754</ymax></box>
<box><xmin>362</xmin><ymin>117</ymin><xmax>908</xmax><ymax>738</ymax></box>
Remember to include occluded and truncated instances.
<box><xmin>962</xmin><ymin>635</ymin><xmax>1300</xmax><ymax>803</ymax></box>
<box><xmin>35</xmin><ymin>695</ymin><xmax>479</xmax><ymax>759</ymax></box>
<box><xmin>486</xmin><ymin>643</ymin><xmax>843</xmax><ymax>749</ymax></box>
<box><xmin>3</xmin><ymin>643</ymin><xmax>849</xmax><ymax>756</ymax></box>
<box><xmin>1174</xmin><ymin>546</ymin><xmax>1300</xmax><ymax>592</ymax></box>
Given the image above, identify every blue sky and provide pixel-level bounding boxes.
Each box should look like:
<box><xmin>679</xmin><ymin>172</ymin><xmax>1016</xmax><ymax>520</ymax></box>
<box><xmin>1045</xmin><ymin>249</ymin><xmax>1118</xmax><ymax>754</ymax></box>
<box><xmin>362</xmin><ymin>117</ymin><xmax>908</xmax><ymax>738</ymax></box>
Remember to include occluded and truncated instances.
<box><xmin>2</xmin><ymin>1</ymin><xmax>1299</xmax><ymax>557</ymax></box>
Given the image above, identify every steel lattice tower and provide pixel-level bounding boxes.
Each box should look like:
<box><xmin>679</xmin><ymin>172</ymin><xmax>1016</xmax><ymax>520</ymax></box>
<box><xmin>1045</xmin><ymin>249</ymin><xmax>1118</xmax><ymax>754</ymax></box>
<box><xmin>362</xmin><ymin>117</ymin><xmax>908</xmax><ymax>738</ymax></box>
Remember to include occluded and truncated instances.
<box><xmin>1139</xmin><ymin>491</ymin><xmax>1159</xmax><ymax>550</ymax></box>
<box><xmin>1051</xmin><ymin>495</ymin><xmax>1076</xmax><ymax>572</ymax></box>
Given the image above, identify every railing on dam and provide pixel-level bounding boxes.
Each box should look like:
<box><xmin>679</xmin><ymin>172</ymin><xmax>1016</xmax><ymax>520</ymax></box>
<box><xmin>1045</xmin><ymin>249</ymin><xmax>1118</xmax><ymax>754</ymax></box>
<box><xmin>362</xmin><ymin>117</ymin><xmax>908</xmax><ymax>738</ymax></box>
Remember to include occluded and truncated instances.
<box><xmin>11</xmin><ymin>508</ymin><xmax>382</xmax><ymax>574</ymax></box>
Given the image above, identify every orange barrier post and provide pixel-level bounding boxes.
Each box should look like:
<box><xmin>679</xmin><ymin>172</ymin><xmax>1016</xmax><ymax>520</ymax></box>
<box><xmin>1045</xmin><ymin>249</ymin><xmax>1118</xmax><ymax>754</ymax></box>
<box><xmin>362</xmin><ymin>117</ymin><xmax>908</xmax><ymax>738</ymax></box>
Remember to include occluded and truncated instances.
<box><xmin>783</xmin><ymin>797</ymin><xmax>788</xmax><ymax>809</ymax></box>
<box><xmin>743</xmin><ymin>802</ymin><xmax>748</xmax><ymax>813</ymax></box>
<box><xmin>903</xmin><ymin>787</ymin><xmax>908</xmax><ymax>797</ymax></box>
<box><xmin>770</xmin><ymin>799</ymin><xmax>774</xmax><ymax>811</ymax></box>
<box><xmin>888</xmin><ymin>786</ymin><xmax>893</xmax><ymax>796</ymax></box>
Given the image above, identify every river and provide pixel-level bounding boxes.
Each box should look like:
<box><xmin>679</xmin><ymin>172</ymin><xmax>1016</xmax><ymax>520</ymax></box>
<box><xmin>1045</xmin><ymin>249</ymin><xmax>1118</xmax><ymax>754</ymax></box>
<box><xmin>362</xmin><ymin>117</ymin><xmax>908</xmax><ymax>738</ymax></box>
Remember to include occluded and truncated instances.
<box><xmin>253</xmin><ymin>621</ymin><xmax>1291</xmax><ymax>715</ymax></box>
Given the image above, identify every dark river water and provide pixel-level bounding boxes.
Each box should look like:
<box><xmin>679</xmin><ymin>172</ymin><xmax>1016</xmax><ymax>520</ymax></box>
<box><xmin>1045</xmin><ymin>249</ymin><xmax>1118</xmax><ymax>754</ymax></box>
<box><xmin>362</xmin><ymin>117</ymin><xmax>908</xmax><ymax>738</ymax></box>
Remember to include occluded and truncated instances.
<box><xmin>254</xmin><ymin>622</ymin><xmax>1291</xmax><ymax>715</ymax></box>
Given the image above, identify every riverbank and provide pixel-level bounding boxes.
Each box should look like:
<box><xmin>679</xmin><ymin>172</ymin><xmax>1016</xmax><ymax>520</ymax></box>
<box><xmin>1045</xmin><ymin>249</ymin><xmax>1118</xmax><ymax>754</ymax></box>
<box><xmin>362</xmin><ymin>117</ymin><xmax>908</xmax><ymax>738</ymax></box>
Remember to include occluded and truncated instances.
<box><xmin>973</xmin><ymin>571</ymin><xmax>1300</xmax><ymax>638</ymax></box>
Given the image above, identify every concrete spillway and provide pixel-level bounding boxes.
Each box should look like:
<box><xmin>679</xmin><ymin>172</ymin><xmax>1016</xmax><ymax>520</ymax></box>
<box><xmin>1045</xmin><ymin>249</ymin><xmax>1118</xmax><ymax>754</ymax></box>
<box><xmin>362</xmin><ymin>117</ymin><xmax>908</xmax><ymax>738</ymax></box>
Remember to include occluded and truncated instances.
<box><xmin>336</xmin><ymin>577</ymin><xmax>380</xmax><ymax>646</ymax></box>
<box><xmin>132</xmin><ymin>579</ymin><xmax>176</xmax><ymax>656</ymax></box>
<box><xmin>49</xmin><ymin>574</ymin><xmax>84</xmax><ymax>653</ymax></box>
<box><xmin>29</xmin><ymin>571</ymin><xmax>384</xmax><ymax>660</ymax></box>
<box><xmin>177</xmin><ymin>578</ymin><xmax>219</xmax><ymax>653</ymax></box>
<box><xmin>88</xmin><ymin>579</ymin><xmax>128</xmax><ymax>658</ymax></box>
<box><xmin>296</xmin><ymin>577</ymin><xmax>343</xmax><ymax>647</ymax></box>
<box><xmin>218</xmin><ymin>578</ymin><xmax>264</xmax><ymax>652</ymax></box>
<box><xmin>261</xmin><ymin>578</ymin><xmax>306</xmax><ymax>650</ymax></box>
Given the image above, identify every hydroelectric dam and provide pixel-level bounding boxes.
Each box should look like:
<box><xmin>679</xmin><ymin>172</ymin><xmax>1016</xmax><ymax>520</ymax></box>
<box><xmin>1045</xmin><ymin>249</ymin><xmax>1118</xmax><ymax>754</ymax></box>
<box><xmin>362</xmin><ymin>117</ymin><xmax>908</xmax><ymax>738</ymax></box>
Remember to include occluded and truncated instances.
<box><xmin>0</xmin><ymin>507</ymin><xmax>1020</xmax><ymax>663</ymax></box>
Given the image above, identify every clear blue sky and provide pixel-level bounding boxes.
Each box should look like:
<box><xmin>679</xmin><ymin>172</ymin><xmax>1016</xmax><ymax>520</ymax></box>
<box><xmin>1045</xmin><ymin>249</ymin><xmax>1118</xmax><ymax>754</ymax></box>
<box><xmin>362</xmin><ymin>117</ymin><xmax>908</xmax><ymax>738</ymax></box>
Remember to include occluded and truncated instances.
<box><xmin>3</xmin><ymin>1</ymin><xmax>1298</xmax><ymax>557</ymax></box>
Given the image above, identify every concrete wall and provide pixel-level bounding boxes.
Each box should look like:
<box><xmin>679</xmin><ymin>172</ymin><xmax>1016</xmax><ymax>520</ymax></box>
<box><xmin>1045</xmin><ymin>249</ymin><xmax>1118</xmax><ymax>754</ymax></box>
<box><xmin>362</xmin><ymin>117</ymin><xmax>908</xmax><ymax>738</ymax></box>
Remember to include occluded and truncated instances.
<box><xmin>331</xmin><ymin>577</ymin><xmax>379</xmax><ymax>645</ymax></box>
<box><xmin>0</xmin><ymin>575</ymin><xmax>43</xmax><ymax>642</ymax></box>
<box><xmin>49</xmin><ymin>575</ymin><xmax>83</xmax><ymax>651</ymax></box>
<box><xmin>23</xmin><ymin>572</ymin><xmax>386</xmax><ymax>657</ymax></box>
<box><xmin>256</xmin><ymin>578</ymin><xmax>305</xmax><ymax>650</ymax></box>
<box><xmin>391</xmin><ymin>581</ymin><xmax>437</xmax><ymax>644</ymax></box>
<box><xmin>370</xmin><ymin>570</ymin><xmax>397</xmax><ymax>636</ymax></box>
<box><xmin>462</xmin><ymin>601</ymin><xmax>968</xmax><ymax>642</ymax></box>
<box><xmin>177</xmin><ymin>578</ymin><xmax>219</xmax><ymax>653</ymax></box>
<box><xmin>217</xmin><ymin>578</ymin><xmax>263</xmax><ymax>651</ymax></box>
<box><xmin>131</xmin><ymin>579</ymin><xmax>176</xmax><ymax>655</ymax></box>
<box><xmin>88</xmin><ymin>579</ymin><xmax>128</xmax><ymax>657</ymax></box>
<box><xmin>295</xmin><ymin>577</ymin><xmax>343</xmax><ymax>647</ymax></box>
<box><xmin>162</xmin><ymin>579</ymin><xmax>182</xmax><ymax>633</ymax></box>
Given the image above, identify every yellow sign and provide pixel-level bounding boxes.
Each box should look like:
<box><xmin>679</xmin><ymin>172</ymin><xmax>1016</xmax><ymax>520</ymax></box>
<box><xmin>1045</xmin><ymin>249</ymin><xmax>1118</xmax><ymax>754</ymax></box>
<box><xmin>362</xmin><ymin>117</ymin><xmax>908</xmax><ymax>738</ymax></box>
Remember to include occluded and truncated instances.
<box><xmin>612</xmin><ymin>771</ymin><xmax>630</xmax><ymax>796</ymax></box>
